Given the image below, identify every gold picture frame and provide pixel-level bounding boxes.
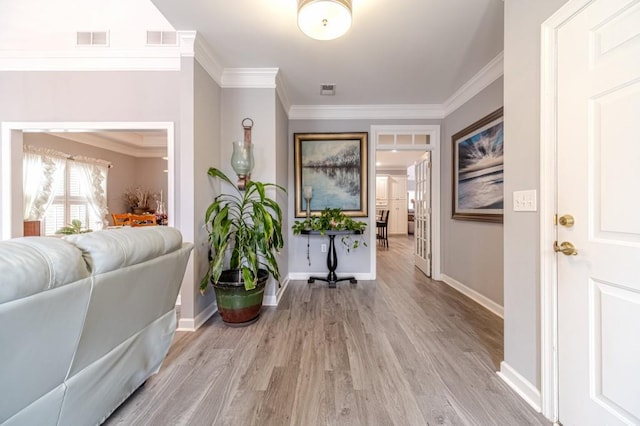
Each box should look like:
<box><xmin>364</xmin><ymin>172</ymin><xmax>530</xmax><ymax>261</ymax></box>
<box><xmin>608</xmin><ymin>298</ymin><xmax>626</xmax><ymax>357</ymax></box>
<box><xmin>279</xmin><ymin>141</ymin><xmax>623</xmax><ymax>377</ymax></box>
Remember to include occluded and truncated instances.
<box><xmin>294</xmin><ymin>132</ymin><xmax>368</xmax><ymax>218</ymax></box>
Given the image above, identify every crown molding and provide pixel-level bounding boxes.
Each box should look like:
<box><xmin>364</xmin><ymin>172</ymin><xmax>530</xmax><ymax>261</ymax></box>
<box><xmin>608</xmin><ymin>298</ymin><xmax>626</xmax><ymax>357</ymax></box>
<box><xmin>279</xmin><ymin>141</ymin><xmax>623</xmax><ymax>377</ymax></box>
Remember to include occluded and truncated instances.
<box><xmin>220</xmin><ymin>68</ymin><xmax>279</xmax><ymax>88</ymax></box>
<box><xmin>288</xmin><ymin>104</ymin><xmax>445</xmax><ymax>120</ymax></box>
<box><xmin>190</xmin><ymin>33</ymin><xmax>224</xmax><ymax>86</ymax></box>
<box><xmin>41</xmin><ymin>131</ymin><xmax>167</xmax><ymax>158</ymax></box>
<box><xmin>0</xmin><ymin>49</ymin><xmax>181</xmax><ymax>71</ymax></box>
<box><xmin>442</xmin><ymin>51</ymin><xmax>504</xmax><ymax>116</ymax></box>
<box><xmin>178</xmin><ymin>31</ymin><xmax>196</xmax><ymax>57</ymax></box>
<box><xmin>275</xmin><ymin>72</ymin><xmax>291</xmax><ymax>114</ymax></box>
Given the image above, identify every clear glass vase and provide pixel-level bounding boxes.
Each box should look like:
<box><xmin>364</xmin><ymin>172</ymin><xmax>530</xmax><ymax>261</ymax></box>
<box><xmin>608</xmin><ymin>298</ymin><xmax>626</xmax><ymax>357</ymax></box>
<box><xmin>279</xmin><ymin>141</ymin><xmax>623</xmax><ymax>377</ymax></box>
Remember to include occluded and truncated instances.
<box><xmin>230</xmin><ymin>141</ymin><xmax>254</xmax><ymax>177</ymax></box>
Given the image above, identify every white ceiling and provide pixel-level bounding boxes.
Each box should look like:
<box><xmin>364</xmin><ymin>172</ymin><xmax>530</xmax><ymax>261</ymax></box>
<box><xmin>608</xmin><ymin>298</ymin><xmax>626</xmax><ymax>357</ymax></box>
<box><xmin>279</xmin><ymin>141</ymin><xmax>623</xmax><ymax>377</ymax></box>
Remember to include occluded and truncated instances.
<box><xmin>151</xmin><ymin>0</ymin><xmax>504</xmax><ymax>106</ymax></box>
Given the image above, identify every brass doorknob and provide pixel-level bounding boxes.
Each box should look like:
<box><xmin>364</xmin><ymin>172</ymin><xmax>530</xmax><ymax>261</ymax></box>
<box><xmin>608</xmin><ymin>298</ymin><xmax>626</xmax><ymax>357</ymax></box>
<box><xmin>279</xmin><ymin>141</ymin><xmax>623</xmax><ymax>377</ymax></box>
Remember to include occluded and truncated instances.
<box><xmin>554</xmin><ymin>241</ymin><xmax>577</xmax><ymax>256</ymax></box>
<box><xmin>559</xmin><ymin>214</ymin><xmax>575</xmax><ymax>227</ymax></box>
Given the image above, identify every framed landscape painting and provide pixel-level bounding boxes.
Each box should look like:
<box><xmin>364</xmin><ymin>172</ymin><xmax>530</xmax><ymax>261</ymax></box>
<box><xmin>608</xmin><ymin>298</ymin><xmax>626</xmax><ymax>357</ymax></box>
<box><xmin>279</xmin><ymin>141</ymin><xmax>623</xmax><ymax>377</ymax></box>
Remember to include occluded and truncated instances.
<box><xmin>294</xmin><ymin>132</ymin><xmax>368</xmax><ymax>218</ymax></box>
<box><xmin>452</xmin><ymin>107</ymin><xmax>504</xmax><ymax>223</ymax></box>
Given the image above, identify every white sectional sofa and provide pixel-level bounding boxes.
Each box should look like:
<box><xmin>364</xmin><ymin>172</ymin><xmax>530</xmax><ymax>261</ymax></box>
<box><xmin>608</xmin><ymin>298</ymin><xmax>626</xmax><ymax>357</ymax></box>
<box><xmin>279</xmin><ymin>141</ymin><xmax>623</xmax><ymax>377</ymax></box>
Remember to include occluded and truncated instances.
<box><xmin>0</xmin><ymin>226</ymin><xmax>193</xmax><ymax>426</ymax></box>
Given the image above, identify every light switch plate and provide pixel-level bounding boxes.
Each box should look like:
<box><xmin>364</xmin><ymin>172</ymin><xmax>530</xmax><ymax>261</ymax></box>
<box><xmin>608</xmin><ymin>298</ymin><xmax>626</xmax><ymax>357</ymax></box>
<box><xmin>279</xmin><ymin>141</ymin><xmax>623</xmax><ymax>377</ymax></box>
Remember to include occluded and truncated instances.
<box><xmin>513</xmin><ymin>190</ymin><xmax>537</xmax><ymax>212</ymax></box>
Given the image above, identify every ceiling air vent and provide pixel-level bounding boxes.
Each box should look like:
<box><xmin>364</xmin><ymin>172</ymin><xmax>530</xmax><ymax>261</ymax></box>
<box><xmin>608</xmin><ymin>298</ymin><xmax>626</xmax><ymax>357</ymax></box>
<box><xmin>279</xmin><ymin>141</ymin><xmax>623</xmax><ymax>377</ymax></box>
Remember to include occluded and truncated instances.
<box><xmin>146</xmin><ymin>31</ymin><xmax>178</xmax><ymax>46</ymax></box>
<box><xmin>76</xmin><ymin>31</ymin><xmax>109</xmax><ymax>46</ymax></box>
<box><xmin>320</xmin><ymin>84</ymin><xmax>336</xmax><ymax>96</ymax></box>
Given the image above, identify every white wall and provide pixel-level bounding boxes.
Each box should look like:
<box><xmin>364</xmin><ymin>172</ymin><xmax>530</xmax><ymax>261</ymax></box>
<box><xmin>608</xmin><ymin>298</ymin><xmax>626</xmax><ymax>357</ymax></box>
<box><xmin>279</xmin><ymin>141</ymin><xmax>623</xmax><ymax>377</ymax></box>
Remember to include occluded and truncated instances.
<box><xmin>503</xmin><ymin>0</ymin><xmax>569</xmax><ymax>388</ymax></box>
<box><xmin>441</xmin><ymin>77</ymin><xmax>504</xmax><ymax>305</ymax></box>
<box><xmin>0</xmin><ymin>0</ymin><xmax>174</xmax><ymax>51</ymax></box>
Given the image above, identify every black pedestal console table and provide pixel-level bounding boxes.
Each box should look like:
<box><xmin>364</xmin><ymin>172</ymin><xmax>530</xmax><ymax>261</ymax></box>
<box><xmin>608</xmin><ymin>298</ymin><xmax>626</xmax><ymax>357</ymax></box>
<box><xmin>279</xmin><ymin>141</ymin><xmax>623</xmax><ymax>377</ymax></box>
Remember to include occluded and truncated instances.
<box><xmin>302</xmin><ymin>230</ymin><xmax>358</xmax><ymax>288</ymax></box>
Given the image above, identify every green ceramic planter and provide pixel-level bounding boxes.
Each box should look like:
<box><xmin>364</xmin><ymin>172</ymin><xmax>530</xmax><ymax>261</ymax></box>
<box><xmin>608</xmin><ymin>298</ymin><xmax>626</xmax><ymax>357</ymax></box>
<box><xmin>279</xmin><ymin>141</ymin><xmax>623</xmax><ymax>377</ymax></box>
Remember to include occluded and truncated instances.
<box><xmin>212</xmin><ymin>269</ymin><xmax>268</xmax><ymax>326</ymax></box>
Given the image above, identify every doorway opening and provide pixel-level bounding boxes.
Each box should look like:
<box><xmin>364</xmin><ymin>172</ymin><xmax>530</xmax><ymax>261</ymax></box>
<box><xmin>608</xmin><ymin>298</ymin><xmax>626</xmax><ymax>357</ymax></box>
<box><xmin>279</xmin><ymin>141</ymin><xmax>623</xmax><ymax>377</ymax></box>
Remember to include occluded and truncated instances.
<box><xmin>1</xmin><ymin>121</ymin><xmax>174</xmax><ymax>240</ymax></box>
<box><xmin>369</xmin><ymin>125</ymin><xmax>441</xmax><ymax>281</ymax></box>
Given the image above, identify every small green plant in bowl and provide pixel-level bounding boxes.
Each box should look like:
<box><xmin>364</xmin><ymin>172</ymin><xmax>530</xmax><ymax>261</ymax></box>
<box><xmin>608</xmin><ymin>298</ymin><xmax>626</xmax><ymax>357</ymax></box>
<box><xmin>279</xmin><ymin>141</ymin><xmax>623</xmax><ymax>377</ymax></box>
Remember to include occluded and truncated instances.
<box><xmin>56</xmin><ymin>219</ymin><xmax>92</xmax><ymax>235</ymax></box>
<box><xmin>292</xmin><ymin>207</ymin><xmax>367</xmax><ymax>251</ymax></box>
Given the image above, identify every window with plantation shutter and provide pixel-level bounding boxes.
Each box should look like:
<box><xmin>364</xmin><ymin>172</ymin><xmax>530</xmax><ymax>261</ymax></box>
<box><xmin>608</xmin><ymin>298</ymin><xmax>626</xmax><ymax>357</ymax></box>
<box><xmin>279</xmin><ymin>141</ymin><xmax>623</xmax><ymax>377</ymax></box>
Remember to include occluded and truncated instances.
<box><xmin>42</xmin><ymin>161</ymin><xmax>102</xmax><ymax>235</ymax></box>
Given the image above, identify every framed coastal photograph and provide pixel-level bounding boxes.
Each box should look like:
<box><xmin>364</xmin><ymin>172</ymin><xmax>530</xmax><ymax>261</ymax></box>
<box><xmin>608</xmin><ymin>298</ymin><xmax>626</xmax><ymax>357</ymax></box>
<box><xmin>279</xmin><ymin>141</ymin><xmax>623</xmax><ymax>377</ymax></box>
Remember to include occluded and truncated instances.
<box><xmin>294</xmin><ymin>132</ymin><xmax>368</xmax><ymax>218</ymax></box>
<box><xmin>452</xmin><ymin>108</ymin><xmax>504</xmax><ymax>223</ymax></box>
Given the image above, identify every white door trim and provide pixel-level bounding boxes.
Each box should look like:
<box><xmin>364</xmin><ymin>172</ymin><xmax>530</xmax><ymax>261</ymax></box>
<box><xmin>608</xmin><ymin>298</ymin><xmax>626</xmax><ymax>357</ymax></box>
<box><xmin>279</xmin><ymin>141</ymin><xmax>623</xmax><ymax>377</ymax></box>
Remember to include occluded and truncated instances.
<box><xmin>0</xmin><ymin>121</ymin><xmax>175</xmax><ymax>240</ymax></box>
<box><xmin>369</xmin><ymin>124</ymin><xmax>441</xmax><ymax>281</ymax></box>
<box><xmin>540</xmin><ymin>0</ymin><xmax>595</xmax><ymax>422</ymax></box>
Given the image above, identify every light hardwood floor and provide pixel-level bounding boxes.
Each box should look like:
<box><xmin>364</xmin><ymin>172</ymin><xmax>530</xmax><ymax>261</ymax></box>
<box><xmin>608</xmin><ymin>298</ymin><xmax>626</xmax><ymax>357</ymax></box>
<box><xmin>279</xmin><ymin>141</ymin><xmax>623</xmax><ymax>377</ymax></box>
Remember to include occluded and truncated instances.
<box><xmin>105</xmin><ymin>235</ymin><xmax>549</xmax><ymax>425</ymax></box>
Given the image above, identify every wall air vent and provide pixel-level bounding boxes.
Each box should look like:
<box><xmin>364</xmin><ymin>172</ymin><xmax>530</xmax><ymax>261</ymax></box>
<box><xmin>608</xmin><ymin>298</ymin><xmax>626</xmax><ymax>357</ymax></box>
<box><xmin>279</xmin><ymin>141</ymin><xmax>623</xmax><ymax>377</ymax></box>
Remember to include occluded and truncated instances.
<box><xmin>146</xmin><ymin>31</ymin><xmax>178</xmax><ymax>46</ymax></box>
<box><xmin>76</xmin><ymin>31</ymin><xmax>109</xmax><ymax>46</ymax></box>
<box><xmin>320</xmin><ymin>84</ymin><xmax>336</xmax><ymax>96</ymax></box>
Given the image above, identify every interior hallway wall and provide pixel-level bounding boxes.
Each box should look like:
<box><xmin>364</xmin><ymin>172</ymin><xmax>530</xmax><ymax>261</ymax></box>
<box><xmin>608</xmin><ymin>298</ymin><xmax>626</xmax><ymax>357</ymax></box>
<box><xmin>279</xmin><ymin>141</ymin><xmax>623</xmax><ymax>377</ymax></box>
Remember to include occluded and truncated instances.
<box><xmin>441</xmin><ymin>77</ymin><xmax>505</xmax><ymax>306</ymax></box>
<box><xmin>503</xmin><ymin>0</ymin><xmax>569</xmax><ymax>389</ymax></box>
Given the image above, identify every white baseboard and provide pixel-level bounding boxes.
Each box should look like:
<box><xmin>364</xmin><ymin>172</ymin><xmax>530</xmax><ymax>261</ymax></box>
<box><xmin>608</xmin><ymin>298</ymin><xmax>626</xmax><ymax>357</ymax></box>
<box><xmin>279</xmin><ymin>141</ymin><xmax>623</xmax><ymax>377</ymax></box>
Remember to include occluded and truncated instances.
<box><xmin>177</xmin><ymin>300</ymin><xmax>217</xmax><ymax>331</ymax></box>
<box><xmin>264</xmin><ymin>275</ymin><xmax>291</xmax><ymax>306</ymax></box>
<box><xmin>263</xmin><ymin>295</ymin><xmax>277</xmax><ymax>306</ymax></box>
<box><xmin>498</xmin><ymin>361</ymin><xmax>542</xmax><ymax>413</ymax></box>
<box><xmin>440</xmin><ymin>274</ymin><xmax>504</xmax><ymax>318</ymax></box>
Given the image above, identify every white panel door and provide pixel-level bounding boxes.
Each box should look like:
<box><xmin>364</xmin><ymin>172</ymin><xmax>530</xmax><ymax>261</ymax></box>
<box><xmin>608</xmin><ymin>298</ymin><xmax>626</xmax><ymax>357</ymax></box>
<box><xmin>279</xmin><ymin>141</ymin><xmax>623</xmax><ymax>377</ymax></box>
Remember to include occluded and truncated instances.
<box><xmin>557</xmin><ymin>1</ymin><xmax>640</xmax><ymax>424</ymax></box>
<box><xmin>414</xmin><ymin>153</ymin><xmax>430</xmax><ymax>277</ymax></box>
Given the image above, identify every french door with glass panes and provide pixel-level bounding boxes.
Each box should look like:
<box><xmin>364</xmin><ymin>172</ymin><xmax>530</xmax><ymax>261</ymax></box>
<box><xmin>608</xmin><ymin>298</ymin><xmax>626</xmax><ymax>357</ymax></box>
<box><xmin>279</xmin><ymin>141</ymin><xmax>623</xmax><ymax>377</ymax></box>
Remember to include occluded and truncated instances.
<box><xmin>414</xmin><ymin>152</ymin><xmax>431</xmax><ymax>277</ymax></box>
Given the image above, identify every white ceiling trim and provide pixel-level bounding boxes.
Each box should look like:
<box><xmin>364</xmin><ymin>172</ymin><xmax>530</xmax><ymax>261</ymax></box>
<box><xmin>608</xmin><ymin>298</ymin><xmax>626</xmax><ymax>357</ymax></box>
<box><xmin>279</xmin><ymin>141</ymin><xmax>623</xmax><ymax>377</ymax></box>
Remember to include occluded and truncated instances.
<box><xmin>288</xmin><ymin>104</ymin><xmax>446</xmax><ymax>120</ymax></box>
<box><xmin>442</xmin><ymin>51</ymin><xmax>504</xmax><ymax>116</ymax></box>
<box><xmin>178</xmin><ymin>31</ymin><xmax>196</xmax><ymax>57</ymax></box>
<box><xmin>0</xmin><ymin>49</ymin><xmax>181</xmax><ymax>71</ymax></box>
<box><xmin>275</xmin><ymin>72</ymin><xmax>292</xmax><ymax>115</ymax></box>
<box><xmin>190</xmin><ymin>32</ymin><xmax>224</xmax><ymax>86</ymax></box>
<box><xmin>220</xmin><ymin>68</ymin><xmax>279</xmax><ymax>88</ymax></box>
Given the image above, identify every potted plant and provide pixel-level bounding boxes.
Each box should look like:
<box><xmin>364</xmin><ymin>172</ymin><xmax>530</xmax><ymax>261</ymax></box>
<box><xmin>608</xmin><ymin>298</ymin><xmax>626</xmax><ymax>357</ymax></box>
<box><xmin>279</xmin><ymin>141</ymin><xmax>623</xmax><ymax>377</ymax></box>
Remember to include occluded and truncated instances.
<box><xmin>292</xmin><ymin>208</ymin><xmax>367</xmax><ymax>267</ymax></box>
<box><xmin>122</xmin><ymin>186</ymin><xmax>157</xmax><ymax>214</ymax></box>
<box><xmin>56</xmin><ymin>219</ymin><xmax>93</xmax><ymax>235</ymax></box>
<box><xmin>200</xmin><ymin>167</ymin><xmax>285</xmax><ymax>326</ymax></box>
<box><xmin>292</xmin><ymin>207</ymin><xmax>367</xmax><ymax>250</ymax></box>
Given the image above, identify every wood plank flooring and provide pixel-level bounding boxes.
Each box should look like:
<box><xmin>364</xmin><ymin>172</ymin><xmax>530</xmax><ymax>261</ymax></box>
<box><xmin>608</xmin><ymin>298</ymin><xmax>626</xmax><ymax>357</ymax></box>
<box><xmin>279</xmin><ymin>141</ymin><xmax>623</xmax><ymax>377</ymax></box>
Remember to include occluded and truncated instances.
<box><xmin>105</xmin><ymin>235</ymin><xmax>550</xmax><ymax>425</ymax></box>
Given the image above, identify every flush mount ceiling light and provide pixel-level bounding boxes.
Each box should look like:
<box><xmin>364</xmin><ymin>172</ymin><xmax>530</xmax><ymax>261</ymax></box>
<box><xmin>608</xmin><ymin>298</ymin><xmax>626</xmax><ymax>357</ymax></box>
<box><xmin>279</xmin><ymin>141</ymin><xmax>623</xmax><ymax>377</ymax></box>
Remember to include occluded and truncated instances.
<box><xmin>297</xmin><ymin>0</ymin><xmax>352</xmax><ymax>41</ymax></box>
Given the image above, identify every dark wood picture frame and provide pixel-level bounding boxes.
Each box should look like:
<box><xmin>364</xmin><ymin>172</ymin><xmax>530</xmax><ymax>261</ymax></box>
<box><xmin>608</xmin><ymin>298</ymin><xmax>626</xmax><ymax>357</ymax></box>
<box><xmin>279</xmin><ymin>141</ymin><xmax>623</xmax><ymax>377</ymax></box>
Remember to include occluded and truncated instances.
<box><xmin>452</xmin><ymin>107</ymin><xmax>504</xmax><ymax>223</ymax></box>
<box><xmin>294</xmin><ymin>132</ymin><xmax>368</xmax><ymax>218</ymax></box>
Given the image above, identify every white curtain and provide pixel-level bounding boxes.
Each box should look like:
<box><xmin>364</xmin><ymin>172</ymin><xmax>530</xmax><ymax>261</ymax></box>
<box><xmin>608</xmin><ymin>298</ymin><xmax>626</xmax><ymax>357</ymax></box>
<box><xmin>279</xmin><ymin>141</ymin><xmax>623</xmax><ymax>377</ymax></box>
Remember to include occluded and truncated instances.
<box><xmin>22</xmin><ymin>146</ymin><xmax>66</xmax><ymax>221</ymax></box>
<box><xmin>75</xmin><ymin>157</ymin><xmax>110</xmax><ymax>229</ymax></box>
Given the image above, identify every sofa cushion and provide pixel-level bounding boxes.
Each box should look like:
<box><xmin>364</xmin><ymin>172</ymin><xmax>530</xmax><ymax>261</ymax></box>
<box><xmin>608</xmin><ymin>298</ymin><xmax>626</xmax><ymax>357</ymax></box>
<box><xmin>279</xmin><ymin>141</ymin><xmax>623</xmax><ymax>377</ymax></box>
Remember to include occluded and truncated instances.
<box><xmin>0</xmin><ymin>237</ymin><xmax>90</xmax><ymax>304</ymax></box>
<box><xmin>64</xmin><ymin>227</ymin><xmax>183</xmax><ymax>275</ymax></box>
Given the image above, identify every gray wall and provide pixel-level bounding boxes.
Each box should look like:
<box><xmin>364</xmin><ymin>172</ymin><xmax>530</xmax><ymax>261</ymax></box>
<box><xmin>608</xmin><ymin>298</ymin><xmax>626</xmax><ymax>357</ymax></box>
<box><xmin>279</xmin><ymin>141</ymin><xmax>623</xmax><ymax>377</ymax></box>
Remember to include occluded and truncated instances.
<box><xmin>0</xmin><ymin>71</ymin><xmax>179</xmax><ymax>121</ymax></box>
<box><xmin>134</xmin><ymin>157</ymin><xmax>169</xmax><ymax>211</ymax></box>
<box><xmin>288</xmin><ymin>119</ymin><xmax>440</xmax><ymax>276</ymax></box>
<box><xmin>441</xmin><ymin>77</ymin><xmax>504</xmax><ymax>305</ymax></box>
<box><xmin>221</xmin><ymin>87</ymin><xmax>280</xmax><ymax>299</ymax></box>
<box><xmin>503</xmin><ymin>0</ymin><xmax>568</xmax><ymax>387</ymax></box>
<box><xmin>193</xmin><ymin>59</ymin><xmax>221</xmax><ymax>315</ymax></box>
<box><xmin>275</xmin><ymin>95</ymin><xmax>289</xmax><ymax>286</ymax></box>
